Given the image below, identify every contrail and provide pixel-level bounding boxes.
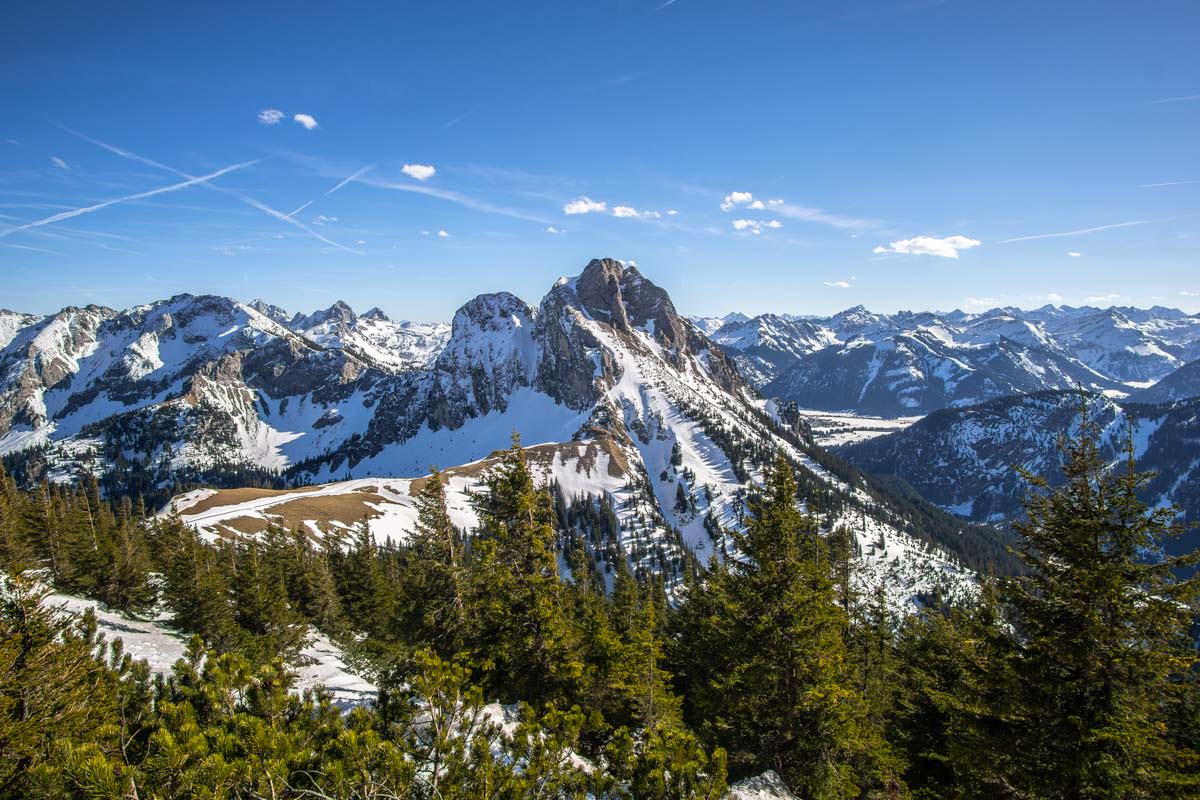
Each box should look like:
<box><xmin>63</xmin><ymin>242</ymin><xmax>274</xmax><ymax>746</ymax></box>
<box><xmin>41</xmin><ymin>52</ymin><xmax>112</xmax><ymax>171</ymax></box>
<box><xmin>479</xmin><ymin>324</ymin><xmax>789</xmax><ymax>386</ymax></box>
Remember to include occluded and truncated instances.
<box><xmin>0</xmin><ymin>160</ymin><xmax>258</xmax><ymax>239</ymax></box>
<box><xmin>285</xmin><ymin>163</ymin><xmax>375</xmax><ymax>219</ymax></box>
<box><xmin>1</xmin><ymin>241</ymin><xmax>64</xmax><ymax>255</ymax></box>
<box><xmin>59</xmin><ymin>125</ymin><xmax>361</xmax><ymax>254</ymax></box>
<box><xmin>996</xmin><ymin>220</ymin><xmax>1147</xmax><ymax>244</ymax></box>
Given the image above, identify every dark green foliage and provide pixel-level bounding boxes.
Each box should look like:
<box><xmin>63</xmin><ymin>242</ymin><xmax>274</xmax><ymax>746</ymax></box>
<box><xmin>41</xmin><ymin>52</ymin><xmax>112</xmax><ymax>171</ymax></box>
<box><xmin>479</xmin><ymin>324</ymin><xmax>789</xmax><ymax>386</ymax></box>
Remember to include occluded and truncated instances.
<box><xmin>670</xmin><ymin>456</ymin><xmax>903</xmax><ymax>797</ymax></box>
<box><xmin>889</xmin><ymin>414</ymin><xmax>1200</xmax><ymax>799</ymax></box>
<box><xmin>3</xmin><ymin>419</ymin><xmax>1198</xmax><ymax>799</ymax></box>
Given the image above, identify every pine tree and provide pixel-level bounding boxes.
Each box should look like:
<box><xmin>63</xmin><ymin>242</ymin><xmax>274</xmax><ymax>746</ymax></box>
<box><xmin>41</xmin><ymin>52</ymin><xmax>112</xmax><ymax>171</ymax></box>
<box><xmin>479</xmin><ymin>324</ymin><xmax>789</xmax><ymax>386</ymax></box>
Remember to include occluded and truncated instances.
<box><xmin>964</xmin><ymin>416</ymin><xmax>1200</xmax><ymax>797</ymax></box>
<box><xmin>399</xmin><ymin>469</ymin><xmax>466</xmax><ymax>656</ymax></box>
<box><xmin>100</xmin><ymin>499</ymin><xmax>155</xmax><ymax>614</ymax></box>
<box><xmin>671</xmin><ymin>455</ymin><xmax>901</xmax><ymax>797</ymax></box>
<box><xmin>466</xmin><ymin>435</ymin><xmax>584</xmax><ymax>706</ymax></box>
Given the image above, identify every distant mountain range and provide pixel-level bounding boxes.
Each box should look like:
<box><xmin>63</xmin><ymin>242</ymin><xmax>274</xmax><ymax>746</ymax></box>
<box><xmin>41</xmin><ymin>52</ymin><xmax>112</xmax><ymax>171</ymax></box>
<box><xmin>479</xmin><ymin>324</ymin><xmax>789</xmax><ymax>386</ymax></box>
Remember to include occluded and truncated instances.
<box><xmin>693</xmin><ymin>305</ymin><xmax>1200</xmax><ymax>416</ymax></box>
<box><xmin>0</xmin><ymin>259</ymin><xmax>1007</xmax><ymax>608</ymax></box>
<box><xmin>835</xmin><ymin>390</ymin><xmax>1200</xmax><ymax>552</ymax></box>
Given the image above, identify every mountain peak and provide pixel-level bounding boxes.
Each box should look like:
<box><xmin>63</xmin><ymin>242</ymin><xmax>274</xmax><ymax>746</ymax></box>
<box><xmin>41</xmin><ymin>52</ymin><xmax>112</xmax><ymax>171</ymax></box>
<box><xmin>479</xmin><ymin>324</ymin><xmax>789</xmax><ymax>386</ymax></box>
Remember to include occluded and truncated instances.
<box><xmin>292</xmin><ymin>300</ymin><xmax>357</xmax><ymax>330</ymax></box>
<box><xmin>362</xmin><ymin>307</ymin><xmax>390</xmax><ymax>321</ymax></box>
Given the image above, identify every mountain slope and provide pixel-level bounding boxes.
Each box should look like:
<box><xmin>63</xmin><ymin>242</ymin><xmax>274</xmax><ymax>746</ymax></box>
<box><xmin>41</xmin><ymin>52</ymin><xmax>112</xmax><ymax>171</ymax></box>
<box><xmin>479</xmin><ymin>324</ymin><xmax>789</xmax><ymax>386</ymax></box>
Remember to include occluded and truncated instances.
<box><xmin>1131</xmin><ymin>358</ymin><xmax>1200</xmax><ymax>403</ymax></box>
<box><xmin>837</xmin><ymin>391</ymin><xmax>1200</xmax><ymax>549</ymax></box>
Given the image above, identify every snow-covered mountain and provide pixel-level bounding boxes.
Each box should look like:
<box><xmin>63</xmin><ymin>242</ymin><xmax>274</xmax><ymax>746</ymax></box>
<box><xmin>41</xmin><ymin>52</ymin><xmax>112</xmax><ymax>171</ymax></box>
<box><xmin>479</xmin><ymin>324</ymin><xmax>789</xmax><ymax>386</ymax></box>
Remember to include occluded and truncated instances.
<box><xmin>695</xmin><ymin>304</ymin><xmax>1200</xmax><ymax>416</ymax></box>
<box><xmin>837</xmin><ymin>391</ymin><xmax>1200</xmax><ymax>549</ymax></box>
<box><xmin>283</xmin><ymin>300</ymin><xmax>450</xmax><ymax>371</ymax></box>
<box><xmin>1</xmin><ymin>259</ymin><xmax>1005</xmax><ymax>608</ymax></box>
<box><xmin>1129</xmin><ymin>358</ymin><xmax>1200</xmax><ymax>404</ymax></box>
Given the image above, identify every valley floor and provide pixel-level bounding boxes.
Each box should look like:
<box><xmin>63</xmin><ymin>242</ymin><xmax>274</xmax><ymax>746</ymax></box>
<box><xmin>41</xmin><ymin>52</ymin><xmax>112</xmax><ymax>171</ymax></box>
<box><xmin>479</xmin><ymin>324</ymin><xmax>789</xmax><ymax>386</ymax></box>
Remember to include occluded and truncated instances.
<box><xmin>791</xmin><ymin>408</ymin><xmax>922</xmax><ymax>447</ymax></box>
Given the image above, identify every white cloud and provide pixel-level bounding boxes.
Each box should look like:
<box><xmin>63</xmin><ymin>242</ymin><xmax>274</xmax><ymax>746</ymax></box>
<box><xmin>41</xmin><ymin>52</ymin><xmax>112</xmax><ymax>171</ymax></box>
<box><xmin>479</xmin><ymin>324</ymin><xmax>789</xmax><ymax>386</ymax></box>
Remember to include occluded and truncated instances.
<box><xmin>437</xmin><ymin>229</ymin><xmax>450</xmax><ymax>238</ymax></box>
<box><xmin>356</xmin><ymin>239</ymin><xmax>366</xmax><ymax>245</ymax></box>
<box><xmin>401</xmin><ymin>163</ymin><xmax>436</xmax><ymax>181</ymax></box>
<box><xmin>623</xmin><ymin>259</ymin><xmax>638</xmax><ymax>267</ymax></box>
<box><xmin>1086</xmin><ymin>293</ymin><xmax>1120</xmax><ymax>304</ymax></box>
<box><xmin>545</xmin><ymin>225</ymin><xmax>564</xmax><ymax>234</ymax></box>
<box><xmin>747</xmin><ymin>199</ymin><xmax>765</xmax><ymax>210</ymax></box>
<box><xmin>964</xmin><ymin>296</ymin><xmax>1001</xmax><ymax>310</ymax></box>
<box><xmin>258</xmin><ymin>108</ymin><xmax>285</xmax><ymax>125</ymax></box>
<box><xmin>1068</xmin><ymin>251</ymin><xmax>1082</xmax><ymax>257</ymax></box>
<box><xmin>731</xmin><ymin>219</ymin><xmax>782</xmax><ymax>235</ymax></box>
<box><xmin>720</xmin><ymin>191</ymin><xmax>754</xmax><ymax>211</ymax></box>
<box><xmin>312</xmin><ymin>215</ymin><xmax>338</xmax><ymax>226</ymax></box>
<box><xmin>767</xmin><ymin>198</ymin><xmax>784</xmax><ymax>206</ymax></box>
<box><xmin>612</xmin><ymin>205</ymin><xmax>661</xmax><ymax>219</ymax></box>
<box><xmin>292</xmin><ymin>113</ymin><xmax>319</xmax><ymax>130</ymax></box>
<box><xmin>667</xmin><ymin>209</ymin><xmax>678</xmax><ymax>216</ymax></box>
<box><xmin>824</xmin><ymin>280</ymin><xmax>851</xmax><ymax>288</ymax></box>
<box><xmin>873</xmin><ymin>234</ymin><xmax>981</xmax><ymax>259</ymax></box>
<box><xmin>1180</xmin><ymin>290</ymin><xmax>1200</xmax><ymax>297</ymax></box>
<box><xmin>1046</xmin><ymin>292</ymin><xmax>1064</xmax><ymax>303</ymax></box>
<box><xmin>563</xmin><ymin>196</ymin><xmax>607</xmax><ymax>215</ymax></box>
<box><xmin>50</xmin><ymin>156</ymin><xmax>69</xmax><ymax>169</ymax></box>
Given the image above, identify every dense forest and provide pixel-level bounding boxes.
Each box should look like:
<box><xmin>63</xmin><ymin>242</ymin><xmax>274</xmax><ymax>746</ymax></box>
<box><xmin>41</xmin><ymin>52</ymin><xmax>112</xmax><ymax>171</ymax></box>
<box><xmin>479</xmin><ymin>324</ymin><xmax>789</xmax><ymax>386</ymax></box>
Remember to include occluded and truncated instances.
<box><xmin>1</xmin><ymin>421</ymin><xmax>1198</xmax><ymax>798</ymax></box>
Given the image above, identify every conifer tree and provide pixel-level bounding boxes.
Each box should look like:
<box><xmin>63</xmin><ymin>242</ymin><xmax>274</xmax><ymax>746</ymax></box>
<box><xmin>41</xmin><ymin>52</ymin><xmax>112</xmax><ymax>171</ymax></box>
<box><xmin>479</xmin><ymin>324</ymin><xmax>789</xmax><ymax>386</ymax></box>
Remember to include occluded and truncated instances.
<box><xmin>466</xmin><ymin>435</ymin><xmax>584</xmax><ymax>706</ymax></box>
<box><xmin>400</xmin><ymin>469</ymin><xmax>466</xmax><ymax>656</ymax></box>
<box><xmin>671</xmin><ymin>455</ymin><xmax>901</xmax><ymax>797</ymax></box>
<box><xmin>961</xmin><ymin>416</ymin><xmax>1200</xmax><ymax>797</ymax></box>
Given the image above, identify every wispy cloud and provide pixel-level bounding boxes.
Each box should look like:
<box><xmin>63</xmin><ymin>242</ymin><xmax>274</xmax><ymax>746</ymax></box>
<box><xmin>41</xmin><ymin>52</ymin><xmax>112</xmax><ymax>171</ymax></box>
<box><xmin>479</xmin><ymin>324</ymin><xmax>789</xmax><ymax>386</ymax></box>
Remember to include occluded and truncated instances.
<box><xmin>1181</xmin><ymin>290</ymin><xmax>1200</xmax><ymax>297</ymax></box>
<box><xmin>1086</xmin><ymin>293</ymin><xmax>1120</xmax><ymax>304</ymax></box>
<box><xmin>996</xmin><ymin>221</ymin><xmax>1145</xmax><ymax>243</ymax></box>
<box><xmin>363</xmin><ymin>175</ymin><xmax>551</xmax><ymax>223</ymax></box>
<box><xmin>258</xmin><ymin>109</ymin><xmax>286</xmax><ymax>125</ymax></box>
<box><xmin>61</xmin><ymin>126</ymin><xmax>361</xmax><ymax>253</ymax></box>
<box><xmin>545</xmin><ymin>225</ymin><xmax>564</xmax><ymax>234</ymax></box>
<box><xmin>564</xmin><ymin>196</ymin><xmax>606</xmax><ymax>215</ymax></box>
<box><xmin>874</xmin><ymin>235</ymin><xmax>980</xmax><ymax>258</ymax></box>
<box><xmin>50</xmin><ymin>156</ymin><xmax>69</xmax><ymax>170</ymax></box>
<box><xmin>293</xmin><ymin>113</ymin><xmax>319</xmax><ymax>130</ymax></box>
<box><xmin>771</xmin><ymin>202</ymin><xmax>874</xmax><ymax>231</ymax></box>
<box><xmin>721</xmin><ymin>190</ymin><xmax>874</xmax><ymax>230</ymax></box>
<box><xmin>0</xmin><ymin>159</ymin><xmax>258</xmax><ymax>240</ymax></box>
<box><xmin>437</xmin><ymin>229</ymin><xmax>450</xmax><ymax>238</ymax></box>
<box><xmin>824</xmin><ymin>280</ymin><xmax>851</xmax><ymax>288</ymax></box>
<box><xmin>963</xmin><ymin>296</ymin><xmax>1001</xmax><ymax>310</ymax></box>
<box><xmin>401</xmin><ymin>163</ymin><xmax>436</xmax><ymax>181</ymax></box>
<box><xmin>1152</xmin><ymin>94</ymin><xmax>1200</xmax><ymax>104</ymax></box>
<box><xmin>1068</xmin><ymin>251</ymin><xmax>1081</xmax><ymax>257</ymax></box>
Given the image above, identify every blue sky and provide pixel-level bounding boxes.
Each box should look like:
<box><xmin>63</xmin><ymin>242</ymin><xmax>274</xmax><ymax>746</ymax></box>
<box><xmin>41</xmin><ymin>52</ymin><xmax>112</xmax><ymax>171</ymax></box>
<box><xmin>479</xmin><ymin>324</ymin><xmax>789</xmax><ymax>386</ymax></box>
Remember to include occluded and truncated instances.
<box><xmin>2</xmin><ymin>0</ymin><xmax>1198</xmax><ymax>320</ymax></box>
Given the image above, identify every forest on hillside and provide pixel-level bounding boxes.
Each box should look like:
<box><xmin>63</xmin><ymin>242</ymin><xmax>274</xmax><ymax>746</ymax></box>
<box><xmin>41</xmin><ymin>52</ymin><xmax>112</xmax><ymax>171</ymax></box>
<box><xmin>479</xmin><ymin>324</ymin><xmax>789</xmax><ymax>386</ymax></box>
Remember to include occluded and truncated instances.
<box><xmin>1</xmin><ymin>422</ymin><xmax>1198</xmax><ymax>799</ymax></box>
